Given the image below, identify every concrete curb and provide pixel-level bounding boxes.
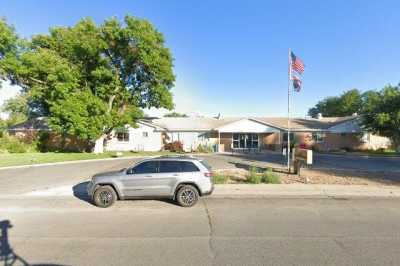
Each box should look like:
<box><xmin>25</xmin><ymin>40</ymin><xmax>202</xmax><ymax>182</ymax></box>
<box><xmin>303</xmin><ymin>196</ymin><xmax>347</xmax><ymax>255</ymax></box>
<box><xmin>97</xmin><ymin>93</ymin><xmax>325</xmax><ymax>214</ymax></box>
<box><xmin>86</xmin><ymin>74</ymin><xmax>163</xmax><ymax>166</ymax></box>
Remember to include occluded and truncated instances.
<box><xmin>209</xmin><ymin>184</ymin><xmax>400</xmax><ymax>198</ymax></box>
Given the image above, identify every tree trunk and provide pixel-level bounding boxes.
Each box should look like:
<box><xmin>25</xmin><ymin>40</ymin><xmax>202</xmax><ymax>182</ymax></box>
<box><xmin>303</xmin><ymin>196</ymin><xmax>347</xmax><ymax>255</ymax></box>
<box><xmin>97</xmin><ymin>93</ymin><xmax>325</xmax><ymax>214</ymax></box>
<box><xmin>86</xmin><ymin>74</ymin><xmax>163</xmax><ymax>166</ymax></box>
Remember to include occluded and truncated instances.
<box><xmin>93</xmin><ymin>135</ymin><xmax>105</xmax><ymax>154</ymax></box>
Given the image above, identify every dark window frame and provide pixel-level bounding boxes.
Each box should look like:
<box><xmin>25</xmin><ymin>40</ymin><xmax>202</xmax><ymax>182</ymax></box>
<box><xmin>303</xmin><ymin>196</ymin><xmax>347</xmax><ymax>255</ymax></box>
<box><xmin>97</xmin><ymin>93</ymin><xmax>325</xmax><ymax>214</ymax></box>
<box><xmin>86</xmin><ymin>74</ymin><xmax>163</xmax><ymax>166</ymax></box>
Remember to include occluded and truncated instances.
<box><xmin>116</xmin><ymin>132</ymin><xmax>129</xmax><ymax>142</ymax></box>
<box><xmin>133</xmin><ymin>161</ymin><xmax>159</xmax><ymax>174</ymax></box>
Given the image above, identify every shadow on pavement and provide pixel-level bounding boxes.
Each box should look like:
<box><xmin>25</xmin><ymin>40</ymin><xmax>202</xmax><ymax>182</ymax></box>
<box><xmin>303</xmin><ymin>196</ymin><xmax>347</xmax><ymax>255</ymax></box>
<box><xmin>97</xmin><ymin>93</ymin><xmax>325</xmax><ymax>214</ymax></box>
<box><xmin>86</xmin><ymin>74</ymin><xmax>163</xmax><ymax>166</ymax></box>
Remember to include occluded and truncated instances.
<box><xmin>0</xmin><ymin>220</ymin><xmax>68</xmax><ymax>266</ymax></box>
<box><xmin>72</xmin><ymin>182</ymin><xmax>179</xmax><ymax>206</ymax></box>
<box><xmin>72</xmin><ymin>182</ymin><xmax>92</xmax><ymax>205</ymax></box>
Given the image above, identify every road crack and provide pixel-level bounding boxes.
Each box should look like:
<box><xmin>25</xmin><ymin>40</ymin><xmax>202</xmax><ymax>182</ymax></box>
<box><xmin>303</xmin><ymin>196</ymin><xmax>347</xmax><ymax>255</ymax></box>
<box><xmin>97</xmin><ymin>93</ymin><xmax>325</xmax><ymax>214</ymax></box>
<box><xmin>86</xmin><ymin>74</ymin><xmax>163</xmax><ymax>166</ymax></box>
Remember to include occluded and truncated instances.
<box><xmin>203</xmin><ymin>199</ymin><xmax>216</xmax><ymax>264</ymax></box>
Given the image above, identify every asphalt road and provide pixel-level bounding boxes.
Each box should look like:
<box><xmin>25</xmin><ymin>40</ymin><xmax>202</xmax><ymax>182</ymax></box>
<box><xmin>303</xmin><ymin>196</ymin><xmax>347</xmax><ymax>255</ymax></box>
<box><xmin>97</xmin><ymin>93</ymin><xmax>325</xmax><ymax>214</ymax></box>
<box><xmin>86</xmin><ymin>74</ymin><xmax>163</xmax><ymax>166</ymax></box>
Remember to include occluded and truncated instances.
<box><xmin>2</xmin><ymin>197</ymin><xmax>400</xmax><ymax>266</ymax></box>
<box><xmin>1</xmin><ymin>153</ymin><xmax>399</xmax><ymax>196</ymax></box>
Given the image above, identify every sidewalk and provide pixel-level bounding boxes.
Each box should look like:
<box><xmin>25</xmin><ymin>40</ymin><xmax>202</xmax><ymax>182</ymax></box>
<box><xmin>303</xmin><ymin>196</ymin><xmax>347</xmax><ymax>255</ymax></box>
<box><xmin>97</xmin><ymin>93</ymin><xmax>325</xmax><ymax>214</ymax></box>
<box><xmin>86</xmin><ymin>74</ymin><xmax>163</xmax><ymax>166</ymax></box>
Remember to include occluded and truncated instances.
<box><xmin>210</xmin><ymin>184</ymin><xmax>400</xmax><ymax>198</ymax></box>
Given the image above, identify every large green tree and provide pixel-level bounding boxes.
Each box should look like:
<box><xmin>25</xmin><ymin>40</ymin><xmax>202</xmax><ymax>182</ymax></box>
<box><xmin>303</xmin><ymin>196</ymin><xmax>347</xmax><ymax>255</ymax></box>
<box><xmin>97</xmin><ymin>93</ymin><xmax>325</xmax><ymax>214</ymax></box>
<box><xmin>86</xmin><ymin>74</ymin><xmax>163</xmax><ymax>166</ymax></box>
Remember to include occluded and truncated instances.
<box><xmin>0</xmin><ymin>18</ymin><xmax>19</xmax><ymax>84</ymax></box>
<box><xmin>362</xmin><ymin>85</ymin><xmax>400</xmax><ymax>151</ymax></box>
<box><xmin>308</xmin><ymin>89</ymin><xmax>362</xmax><ymax>118</ymax></box>
<box><xmin>1</xmin><ymin>16</ymin><xmax>175</xmax><ymax>148</ymax></box>
<box><xmin>1</xmin><ymin>93</ymin><xmax>28</xmax><ymax>125</ymax></box>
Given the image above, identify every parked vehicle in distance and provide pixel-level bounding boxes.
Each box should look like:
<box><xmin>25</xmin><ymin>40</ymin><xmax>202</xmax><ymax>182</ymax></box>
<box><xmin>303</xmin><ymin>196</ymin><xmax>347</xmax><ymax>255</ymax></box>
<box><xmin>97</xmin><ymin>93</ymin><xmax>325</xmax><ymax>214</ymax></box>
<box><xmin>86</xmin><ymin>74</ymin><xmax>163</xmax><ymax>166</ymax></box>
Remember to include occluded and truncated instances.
<box><xmin>87</xmin><ymin>156</ymin><xmax>214</xmax><ymax>208</ymax></box>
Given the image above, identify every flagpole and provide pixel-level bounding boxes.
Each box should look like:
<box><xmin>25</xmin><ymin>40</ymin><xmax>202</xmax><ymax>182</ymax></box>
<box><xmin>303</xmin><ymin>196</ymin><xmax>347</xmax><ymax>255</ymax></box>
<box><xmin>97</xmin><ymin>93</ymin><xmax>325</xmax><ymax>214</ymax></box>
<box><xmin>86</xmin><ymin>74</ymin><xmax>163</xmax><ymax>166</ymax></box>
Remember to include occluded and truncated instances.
<box><xmin>287</xmin><ymin>48</ymin><xmax>291</xmax><ymax>172</ymax></box>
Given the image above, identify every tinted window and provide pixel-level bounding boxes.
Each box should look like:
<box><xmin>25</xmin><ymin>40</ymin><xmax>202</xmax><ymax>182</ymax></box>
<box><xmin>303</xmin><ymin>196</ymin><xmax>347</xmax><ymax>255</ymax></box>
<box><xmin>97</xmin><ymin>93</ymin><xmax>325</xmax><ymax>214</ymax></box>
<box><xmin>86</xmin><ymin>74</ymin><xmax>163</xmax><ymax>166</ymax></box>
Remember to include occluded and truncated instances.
<box><xmin>199</xmin><ymin>160</ymin><xmax>212</xmax><ymax>171</ymax></box>
<box><xmin>180</xmin><ymin>161</ymin><xmax>200</xmax><ymax>172</ymax></box>
<box><xmin>134</xmin><ymin>161</ymin><xmax>159</xmax><ymax>174</ymax></box>
<box><xmin>159</xmin><ymin>161</ymin><xmax>181</xmax><ymax>173</ymax></box>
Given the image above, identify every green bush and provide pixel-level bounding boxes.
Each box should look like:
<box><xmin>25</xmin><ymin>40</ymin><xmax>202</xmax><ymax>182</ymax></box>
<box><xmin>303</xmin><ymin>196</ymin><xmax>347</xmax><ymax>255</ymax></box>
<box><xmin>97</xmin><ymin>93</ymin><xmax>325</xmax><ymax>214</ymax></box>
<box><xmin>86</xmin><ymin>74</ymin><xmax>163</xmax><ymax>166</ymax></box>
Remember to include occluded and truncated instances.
<box><xmin>0</xmin><ymin>135</ymin><xmax>36</xmax><ymax>153</ymax></box>
<box><xmin>196</xmin><ymin>144</ymin><xmax>214</xmax><ymax>153</ymax></box>
<box><xmin>247</xmin><ymin>166</ymin><xmax>262</xmax><ymax>184</ymax></box>
<box><xmin>213</xmin><ymin>173</ymin><xmax>229</xmax><ymax>184</ymax></box>
<box><xmin>262</xmin><ymin>169</ymin><xmax>281</xmax><ymax>184</ymax></box>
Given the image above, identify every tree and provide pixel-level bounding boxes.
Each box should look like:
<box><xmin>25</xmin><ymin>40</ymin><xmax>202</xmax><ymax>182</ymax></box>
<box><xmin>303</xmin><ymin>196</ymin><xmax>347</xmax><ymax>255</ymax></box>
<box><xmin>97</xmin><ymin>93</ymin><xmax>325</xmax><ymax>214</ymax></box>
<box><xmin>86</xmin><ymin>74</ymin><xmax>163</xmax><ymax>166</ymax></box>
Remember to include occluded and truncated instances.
<box><xmin>308</xmin><ymin>89</ymin><xmax>362</xmax><ymax>118</ymax></box>
<box><xmin>164</xmin><ymin>112</ymin><xmax>187</xmax><ymax>117</ymax></box>
<box><xmin>361</xmin><ymin>85</ymin><xmax>400</xmax><ymax>151</ymax></box>
<box><xmin>0</xmin><ymin>18</ymin><xmax>19</xmax><ymax>84</ymax></box>
<box><xmin>1</xmin><ymin>93</ymin><xmax>29</xmax><ymax>125</ymax></box>
<box><xmin>1</xmin><ymin>15</ymin><xmax>175</xmax><ymax>150</ymax></box>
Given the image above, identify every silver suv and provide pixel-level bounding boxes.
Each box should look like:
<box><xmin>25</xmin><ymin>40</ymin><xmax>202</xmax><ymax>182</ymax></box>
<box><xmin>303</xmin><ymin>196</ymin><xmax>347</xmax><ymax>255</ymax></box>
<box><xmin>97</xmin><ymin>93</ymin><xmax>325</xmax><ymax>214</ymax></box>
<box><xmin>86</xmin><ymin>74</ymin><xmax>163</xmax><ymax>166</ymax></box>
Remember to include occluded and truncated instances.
<box><xmin>87</xmin><ymin>156</ymin><xmax>214</xmax><ymax>208</ymax></box>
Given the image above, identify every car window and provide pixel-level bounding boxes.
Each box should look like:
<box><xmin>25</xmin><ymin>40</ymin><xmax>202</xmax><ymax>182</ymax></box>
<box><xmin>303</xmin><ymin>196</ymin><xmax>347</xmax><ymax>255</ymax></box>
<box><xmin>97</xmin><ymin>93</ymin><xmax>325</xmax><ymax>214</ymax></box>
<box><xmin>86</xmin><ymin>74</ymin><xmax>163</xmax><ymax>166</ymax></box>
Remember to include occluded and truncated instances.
<box><xmin>199</xmin><ymin>160</ymin><xmax>212</xmax><ymax>171</ymax></box>
<box><xmin>159</xmin><ymin>161</ymin><xmax>181</xmax><ymax>173</ymax></box>
<box><xmin>180</xmin><ymin>161</ymin><xmax>200</xmax><ymax>172</ymax></box>
<box><xmin>133</xmin><ymin>161</ymin><xmax>159</xmax><ymax>174</ymax></box>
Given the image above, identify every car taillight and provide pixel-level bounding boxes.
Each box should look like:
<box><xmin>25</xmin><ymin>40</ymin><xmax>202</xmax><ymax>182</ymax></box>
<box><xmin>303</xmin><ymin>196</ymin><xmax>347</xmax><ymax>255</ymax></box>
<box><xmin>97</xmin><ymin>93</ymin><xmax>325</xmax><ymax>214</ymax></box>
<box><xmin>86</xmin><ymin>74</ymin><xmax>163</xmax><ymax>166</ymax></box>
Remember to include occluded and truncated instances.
<box><xmin>204</xmin><ymin>172</ymin><xmax>213</xmax><ymax>177</ymax></box>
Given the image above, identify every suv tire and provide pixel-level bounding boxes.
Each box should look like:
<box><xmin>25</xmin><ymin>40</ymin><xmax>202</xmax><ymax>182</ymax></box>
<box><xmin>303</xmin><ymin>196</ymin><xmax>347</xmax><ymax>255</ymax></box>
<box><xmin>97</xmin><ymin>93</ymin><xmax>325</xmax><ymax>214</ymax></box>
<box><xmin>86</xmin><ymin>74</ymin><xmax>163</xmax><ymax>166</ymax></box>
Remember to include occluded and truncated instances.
<box><xmin>93</xmin><ymin>185</ymin><xmax>117</xmax><ymax>208</ymax></box>
<box><xmin>176</xmin><ymin>185</ymin><xmax>199</xmax><ymax>207</ymax></box>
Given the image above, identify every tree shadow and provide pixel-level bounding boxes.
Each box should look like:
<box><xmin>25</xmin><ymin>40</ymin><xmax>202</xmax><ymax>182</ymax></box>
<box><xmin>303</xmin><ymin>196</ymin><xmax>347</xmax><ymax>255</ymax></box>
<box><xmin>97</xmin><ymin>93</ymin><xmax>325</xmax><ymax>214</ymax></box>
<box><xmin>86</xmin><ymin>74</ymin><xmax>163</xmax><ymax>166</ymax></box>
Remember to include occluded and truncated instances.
<box><xmin>0</xmin><ymin>220</ymin><xmax>68</xmax><ymax>266</ymax></box>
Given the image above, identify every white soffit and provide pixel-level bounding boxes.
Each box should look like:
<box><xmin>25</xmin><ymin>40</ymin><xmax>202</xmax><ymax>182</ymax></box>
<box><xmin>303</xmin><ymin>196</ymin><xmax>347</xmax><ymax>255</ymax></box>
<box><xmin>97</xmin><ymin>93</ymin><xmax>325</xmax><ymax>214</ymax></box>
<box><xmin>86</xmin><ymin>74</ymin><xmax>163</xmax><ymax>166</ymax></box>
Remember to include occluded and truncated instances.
<box><xmin>216</xmin><ymin>119</ymin><xmax>280</xmax><ymax>133</ymax></box>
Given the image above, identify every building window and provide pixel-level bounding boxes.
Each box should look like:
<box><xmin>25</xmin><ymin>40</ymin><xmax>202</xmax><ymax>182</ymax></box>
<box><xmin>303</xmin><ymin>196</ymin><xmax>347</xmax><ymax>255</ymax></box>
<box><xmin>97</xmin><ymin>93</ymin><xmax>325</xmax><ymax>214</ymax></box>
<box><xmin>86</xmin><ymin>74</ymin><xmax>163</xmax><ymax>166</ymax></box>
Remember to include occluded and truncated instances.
<box><xmin>312</xmin><ymin>132</ymin><xmax>325</xmax><ymax>143</ymax></box>
<box><xmin>282</xmin><ymin>132</ymin><xmax>295</xmax><ymax>142</ymax></box>
<box><xmin>143</xmin><ymin>132</ymin><xmax>149</xmax><ymax>137</ymax></box>
<box><xmin>116</xmin><ymin>132</ymin><xmax>129</xmax><ymax>142</ymax></box>
<box><xmin>232</xmin><ymin>133</ymin><xmax>258</xmax><ymax>149</ymax></box>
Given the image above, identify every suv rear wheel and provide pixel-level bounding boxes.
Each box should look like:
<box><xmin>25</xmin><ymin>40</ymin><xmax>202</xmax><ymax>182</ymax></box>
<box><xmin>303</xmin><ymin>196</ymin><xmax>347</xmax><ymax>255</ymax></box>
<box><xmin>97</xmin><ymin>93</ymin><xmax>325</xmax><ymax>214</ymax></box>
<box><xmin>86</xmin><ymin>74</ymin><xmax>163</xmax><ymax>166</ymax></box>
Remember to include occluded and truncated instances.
<box><xmin>93</xmin><ymin>185</ymin><xmax>117</xmax><ymax>208</ymax></box>
<box><xmin>176</xmin><ymin>185</ymin><xmax>199</xmax><ymax>207</ymax></box>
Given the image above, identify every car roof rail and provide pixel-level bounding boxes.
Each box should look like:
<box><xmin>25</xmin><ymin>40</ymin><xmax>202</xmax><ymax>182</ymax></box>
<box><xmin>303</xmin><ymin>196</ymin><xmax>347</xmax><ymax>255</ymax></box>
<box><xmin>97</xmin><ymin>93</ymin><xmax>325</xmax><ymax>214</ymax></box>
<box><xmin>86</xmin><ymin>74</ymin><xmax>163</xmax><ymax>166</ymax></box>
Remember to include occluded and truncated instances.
<box><xmin>156</xmin><ymin>154</ymin><xmax>198</xmax><ymax>160</ymax></box>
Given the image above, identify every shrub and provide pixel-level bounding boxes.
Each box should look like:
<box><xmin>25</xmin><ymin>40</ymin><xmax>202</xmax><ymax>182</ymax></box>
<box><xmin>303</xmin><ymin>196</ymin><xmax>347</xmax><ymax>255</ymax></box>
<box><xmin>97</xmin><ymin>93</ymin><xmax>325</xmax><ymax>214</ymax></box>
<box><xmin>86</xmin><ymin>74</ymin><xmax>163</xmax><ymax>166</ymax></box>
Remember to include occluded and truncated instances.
<box><xmin>164</xmin><ymin>141</ymin><xmax>184</xmax><ymax>152</ymax></box>
<box><xmin>0</xmin><ymin>135</ymin><xmax>36</xmax><ymax>153</ymax></box>
<box><xmin>213</xmin><ymin>173</ymin><xmax>229</xmax><ymax>184</ymax></box>
<box><xmin>196</xmin><ymin>144</ymin><xmax>214</xmax><ymax>153</ymax></box>
<box><xmin>262</xmin><ymin>169</ymin><xmax>281</xmax><ymax>184</ymax></box>
<box><xmin>247</xmin><ymin>166</ymin><xmax>262</xmax><ymax>184</ymax></box>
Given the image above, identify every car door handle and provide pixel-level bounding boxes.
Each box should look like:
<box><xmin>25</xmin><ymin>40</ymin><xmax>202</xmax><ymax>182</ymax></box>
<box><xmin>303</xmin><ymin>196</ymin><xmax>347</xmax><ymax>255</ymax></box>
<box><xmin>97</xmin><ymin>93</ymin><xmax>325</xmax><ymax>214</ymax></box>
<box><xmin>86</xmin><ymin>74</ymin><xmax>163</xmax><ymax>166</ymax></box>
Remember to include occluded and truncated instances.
<box><xmin>145</xmin><ymin>175</ymin><xmax>152</xmax><ymax>178</ymax></box>
<box><xmin>172</xmin><ymin>174</ymin><xmax>179</xmax><ymax>177</ymax></box>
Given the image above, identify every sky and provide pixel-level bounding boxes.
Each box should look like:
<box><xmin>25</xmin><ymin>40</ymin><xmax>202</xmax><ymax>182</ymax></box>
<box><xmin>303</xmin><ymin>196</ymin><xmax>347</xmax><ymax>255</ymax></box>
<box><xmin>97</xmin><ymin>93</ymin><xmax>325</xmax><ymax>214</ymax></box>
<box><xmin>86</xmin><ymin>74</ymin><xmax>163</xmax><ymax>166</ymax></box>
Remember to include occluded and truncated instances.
<box><xmin>1</xmin><ymin>0</ymin><xmax>400</xmax><ymax>118</ymax></box>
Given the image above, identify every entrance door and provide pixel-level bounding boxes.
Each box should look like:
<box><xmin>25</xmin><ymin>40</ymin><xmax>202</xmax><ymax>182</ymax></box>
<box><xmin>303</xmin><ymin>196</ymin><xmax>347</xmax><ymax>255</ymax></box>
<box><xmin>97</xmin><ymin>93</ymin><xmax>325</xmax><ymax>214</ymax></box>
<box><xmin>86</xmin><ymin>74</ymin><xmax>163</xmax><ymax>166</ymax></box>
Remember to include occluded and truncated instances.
<box><xmin>233</xmin><ymin>133</ymin><xmax>259</xmax><ymax>149</ymax></box>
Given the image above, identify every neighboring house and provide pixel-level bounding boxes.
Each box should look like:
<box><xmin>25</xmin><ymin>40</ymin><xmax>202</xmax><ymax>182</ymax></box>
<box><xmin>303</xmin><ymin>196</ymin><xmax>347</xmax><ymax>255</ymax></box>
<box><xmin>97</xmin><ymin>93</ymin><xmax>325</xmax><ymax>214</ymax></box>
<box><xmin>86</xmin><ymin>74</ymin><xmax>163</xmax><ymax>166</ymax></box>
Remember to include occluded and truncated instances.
<box><xmin>7</xmin><ymin>115</ymin><xmax>392</xmax><ymax>153</ymax></box>
<box><xmin>7</xmin><ymin>117</ymin><xmax>91</xmax><ymax>152</ymax></box>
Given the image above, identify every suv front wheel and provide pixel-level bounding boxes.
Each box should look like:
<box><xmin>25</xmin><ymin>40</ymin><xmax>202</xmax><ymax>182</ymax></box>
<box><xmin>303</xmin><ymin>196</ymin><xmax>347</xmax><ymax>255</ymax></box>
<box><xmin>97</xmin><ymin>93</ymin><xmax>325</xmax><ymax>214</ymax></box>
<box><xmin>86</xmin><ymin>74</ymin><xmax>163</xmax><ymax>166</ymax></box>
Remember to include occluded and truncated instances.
<box><xmin>93</xmin><ymin>185</ymin><xmax>117</xmax><ymax>208</ymax></box>
<box><xmin>176</xmin><ymin>185</ymin><xmax>199</xmax><ymax>207</ymax></box>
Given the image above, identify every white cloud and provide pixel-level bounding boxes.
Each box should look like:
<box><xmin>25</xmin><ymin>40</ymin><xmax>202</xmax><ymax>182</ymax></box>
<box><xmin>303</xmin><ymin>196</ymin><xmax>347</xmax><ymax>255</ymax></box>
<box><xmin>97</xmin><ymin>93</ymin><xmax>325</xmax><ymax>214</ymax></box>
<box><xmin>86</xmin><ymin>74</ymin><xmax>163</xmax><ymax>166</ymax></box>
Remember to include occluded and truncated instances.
<box><xmin>0</xmin><ymin>81</ymin><xmax>21</xmax><ymax>119</ymax></box>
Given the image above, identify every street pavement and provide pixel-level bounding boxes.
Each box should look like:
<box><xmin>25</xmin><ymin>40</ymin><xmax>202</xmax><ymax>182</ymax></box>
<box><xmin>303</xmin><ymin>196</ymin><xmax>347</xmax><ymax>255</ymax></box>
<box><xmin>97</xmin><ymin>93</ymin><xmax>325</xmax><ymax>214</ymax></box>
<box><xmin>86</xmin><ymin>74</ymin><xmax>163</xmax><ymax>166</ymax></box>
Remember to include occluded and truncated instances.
<box><xmin>1</xmin><ymin>154</ymin><xmax>400</xmax><ymax>265</ymax></box>
<box><xmin>2</xmin><ymin>197</ymin><xmax>400</xmax><ymax>266</ymax></box>
<box><xmin>1</xmin><ymin>153</ymin><xmax>400</xmax><ymax>196</ymax></box>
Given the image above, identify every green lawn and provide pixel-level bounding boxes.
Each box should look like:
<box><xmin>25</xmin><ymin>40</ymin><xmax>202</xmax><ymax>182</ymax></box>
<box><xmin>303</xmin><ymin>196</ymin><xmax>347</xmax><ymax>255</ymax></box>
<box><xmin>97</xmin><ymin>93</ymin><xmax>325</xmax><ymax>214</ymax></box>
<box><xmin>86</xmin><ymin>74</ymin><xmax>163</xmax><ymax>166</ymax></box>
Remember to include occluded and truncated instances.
<box><xmin>0</xmin><ymin>151</ymin><xmax>176</xmax><ymax>168</ymax></box>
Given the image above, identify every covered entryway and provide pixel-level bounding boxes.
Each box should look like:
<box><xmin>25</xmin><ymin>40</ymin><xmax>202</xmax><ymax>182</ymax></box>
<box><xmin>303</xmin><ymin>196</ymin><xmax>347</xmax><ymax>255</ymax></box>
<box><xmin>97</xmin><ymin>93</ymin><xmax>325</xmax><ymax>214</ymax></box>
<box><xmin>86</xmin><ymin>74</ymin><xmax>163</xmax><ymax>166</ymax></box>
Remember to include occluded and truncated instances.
<box><xmin>214</xmin><ymin>118</ymin><xmax>281</xmax><ymax>152</ymax></box>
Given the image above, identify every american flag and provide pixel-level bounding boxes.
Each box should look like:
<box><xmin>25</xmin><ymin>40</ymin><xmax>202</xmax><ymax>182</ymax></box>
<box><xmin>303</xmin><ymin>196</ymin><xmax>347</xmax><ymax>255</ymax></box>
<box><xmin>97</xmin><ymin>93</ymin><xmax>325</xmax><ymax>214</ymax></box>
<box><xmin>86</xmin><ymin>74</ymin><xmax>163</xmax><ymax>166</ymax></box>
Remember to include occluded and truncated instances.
<box><xmin>290</xmin><ymin>51</ymin><xmax>304</xmax><ymax>74</ymax></box>
<box><xmin>292</xmin><ymin>75</ymin><xmax>302</xmax><ymax>92</ymax></box>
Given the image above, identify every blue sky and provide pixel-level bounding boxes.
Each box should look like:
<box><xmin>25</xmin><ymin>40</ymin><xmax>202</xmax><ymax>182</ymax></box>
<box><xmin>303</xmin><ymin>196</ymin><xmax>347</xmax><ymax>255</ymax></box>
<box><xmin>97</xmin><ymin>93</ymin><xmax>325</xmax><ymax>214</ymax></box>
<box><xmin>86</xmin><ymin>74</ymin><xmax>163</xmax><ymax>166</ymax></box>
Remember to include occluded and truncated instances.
<box><xmin>1</xmin><ymin>0</ymin><xmax>400</xmax><ymax>118</ymax></box>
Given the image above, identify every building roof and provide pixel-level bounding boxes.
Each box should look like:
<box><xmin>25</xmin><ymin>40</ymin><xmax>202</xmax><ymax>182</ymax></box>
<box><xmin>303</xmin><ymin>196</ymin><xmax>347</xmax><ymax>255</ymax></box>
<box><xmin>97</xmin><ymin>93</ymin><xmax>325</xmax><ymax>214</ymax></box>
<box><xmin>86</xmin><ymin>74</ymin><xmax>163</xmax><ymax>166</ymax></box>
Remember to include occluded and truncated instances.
<box><xmin>252</xmin><ymin>116</ymin><xmax>357</xmax><ymax>131</ymax></box>
<box><xmin>149</xmin><ymin>116</ymin><xmax>358</xmax><ymax>132</ymax></box>
<box><xmin>8</xmin><ymin>115</ymin><xmax>359</xmax><ymax>133</ymax></box>
<box><xmin>151</xmin><ymin>117</ymin><xmax>241</xmax><ymax>131</ymax></box>
<box><xmin>7</xmin><ymin>117</ymin><xmax>50</xmax><ymax>131</ymax></box>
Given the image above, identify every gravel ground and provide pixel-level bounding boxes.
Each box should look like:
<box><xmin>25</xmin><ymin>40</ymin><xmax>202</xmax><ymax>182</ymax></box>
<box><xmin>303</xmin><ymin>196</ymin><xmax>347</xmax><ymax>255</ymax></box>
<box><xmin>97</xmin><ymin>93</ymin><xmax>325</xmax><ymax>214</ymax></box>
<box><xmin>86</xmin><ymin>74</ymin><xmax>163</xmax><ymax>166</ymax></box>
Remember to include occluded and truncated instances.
<box><xmin>214</xmin><ymin>168</ymin><xmax>400</xmax><ymax>186</ymax></box>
